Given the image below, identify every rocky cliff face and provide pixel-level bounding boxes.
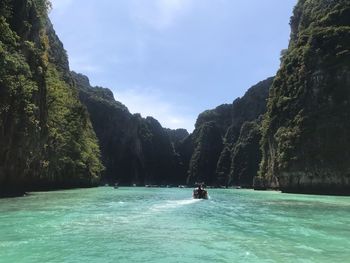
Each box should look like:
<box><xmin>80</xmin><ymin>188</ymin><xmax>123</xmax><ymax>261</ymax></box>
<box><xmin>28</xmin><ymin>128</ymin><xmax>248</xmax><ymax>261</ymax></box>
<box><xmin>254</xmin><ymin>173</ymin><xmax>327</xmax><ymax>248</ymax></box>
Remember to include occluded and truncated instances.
<box><xmin>230</xmin><ymin>120</ymin><xmax>262</xmax><ymax>187</ymax></box>
<box><xmin>74</xmin><ymin>72</ymin><xmax>187</xmax><ymax>185</ymax></box>
<box><xmin>184</xmin><ymin>78</ymin><xmax>273</xmax><ymax>186</ymax></box>
<box><xmin>187</xmin><ymin>121</ymin><xmax>223</xmax><ymax>185</ymax></box>
<box><xmin>5</xmin><ymin>0</ymin><xmax>347</xmax><ymax>195</ymax></box>
<box><xmin>0</xmin><ymin>0</ymin><xmax>103</xmax><ymax>196</ymax></box>
<box><xmin>165</xmin><ymin>128</ymin><xmax>189</xmax><ymax>148</ymax></box>
<box><xmin>257</xmin><ymin>0</ymin><xmax>350</xmax><ymax>194</ymax></box>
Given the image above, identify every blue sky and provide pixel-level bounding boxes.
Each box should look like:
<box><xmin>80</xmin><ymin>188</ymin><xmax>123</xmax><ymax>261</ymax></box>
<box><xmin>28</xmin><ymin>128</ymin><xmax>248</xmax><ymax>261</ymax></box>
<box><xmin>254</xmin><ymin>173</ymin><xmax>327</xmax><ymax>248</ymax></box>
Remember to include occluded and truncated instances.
<box><xmin>49</xmin><ymin>0</ymin><xmax>297</xmax><ymax>132</ymax></box>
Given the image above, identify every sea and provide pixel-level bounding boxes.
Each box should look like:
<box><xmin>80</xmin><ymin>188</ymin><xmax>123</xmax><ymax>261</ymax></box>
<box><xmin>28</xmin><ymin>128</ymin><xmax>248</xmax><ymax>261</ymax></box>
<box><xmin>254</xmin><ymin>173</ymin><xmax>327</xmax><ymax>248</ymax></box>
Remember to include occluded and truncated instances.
<box><xmin>0</xmin><ymin>187</ymin><xmax>349</xmax><ymax>263</ymax></box>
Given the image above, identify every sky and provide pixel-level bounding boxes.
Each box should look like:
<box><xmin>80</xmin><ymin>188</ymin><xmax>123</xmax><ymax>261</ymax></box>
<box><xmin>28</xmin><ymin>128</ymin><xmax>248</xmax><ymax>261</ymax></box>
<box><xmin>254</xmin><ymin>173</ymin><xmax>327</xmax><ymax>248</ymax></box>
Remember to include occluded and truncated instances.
<box><xmin>49</xmin><ymin>0</ymin><xmax>297</xmax><ymax>132</ymax></box>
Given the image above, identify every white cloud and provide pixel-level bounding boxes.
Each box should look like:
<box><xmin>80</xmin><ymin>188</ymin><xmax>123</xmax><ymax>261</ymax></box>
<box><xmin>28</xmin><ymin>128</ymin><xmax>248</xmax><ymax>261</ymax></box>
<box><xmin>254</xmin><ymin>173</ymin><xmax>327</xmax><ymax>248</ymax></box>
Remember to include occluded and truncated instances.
<box><xmin>130</xmin><ymin>0</ymin><xmax>193</xmax><ymax>30</ymax></box>
<box><xmin>114</xmin><ymin>87</ymin><xmax>195</xmax><ymax>132</ymax></box>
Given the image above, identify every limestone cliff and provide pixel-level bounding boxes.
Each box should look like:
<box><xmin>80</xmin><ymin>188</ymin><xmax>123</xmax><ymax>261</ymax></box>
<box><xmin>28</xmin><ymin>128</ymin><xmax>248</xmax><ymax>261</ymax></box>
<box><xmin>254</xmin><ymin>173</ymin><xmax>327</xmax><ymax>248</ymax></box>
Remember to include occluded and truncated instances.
<box><xmin>0</xmin><ymin>0</ymin><xmax>103</xmax><ymax>196</ymax></box>
<box><xmin>73</xmin><ymin>72</ymin><xmax>187</xmax><ymax>185</ymax></box>
<box><xmin>257</xmin><ymin>0</ymin><xmax>350</xmax><ymax>194</ymax></box>
<box><xmin>185</xmin><ymin>78</ymin><xmax>273</xmax><ymax>186</ymax></box>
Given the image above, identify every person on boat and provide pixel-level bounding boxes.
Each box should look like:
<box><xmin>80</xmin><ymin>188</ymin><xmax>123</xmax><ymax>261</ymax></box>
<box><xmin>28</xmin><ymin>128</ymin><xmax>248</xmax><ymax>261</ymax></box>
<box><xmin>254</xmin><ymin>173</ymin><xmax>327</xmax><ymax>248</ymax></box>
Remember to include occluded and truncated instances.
<box><xmin>197</xmin><ymin>184</ymin><xmax>204</xmax><ymax>198</ymax></box>
<box><xmin>193</xmin><ymin>183</ymin><xmax>208</xmax><ymax>199</ymax></box>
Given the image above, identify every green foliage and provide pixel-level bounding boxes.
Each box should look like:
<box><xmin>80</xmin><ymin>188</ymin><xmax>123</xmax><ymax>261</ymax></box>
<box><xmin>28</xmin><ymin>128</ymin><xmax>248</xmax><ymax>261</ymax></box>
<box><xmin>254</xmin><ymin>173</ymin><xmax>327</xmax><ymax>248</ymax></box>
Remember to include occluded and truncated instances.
<box><xmin>230</xmin><ymin>121</ymin><xmax>262</xmax><ymax>187</ymax></box>
<box><xmin>0</xmin><ymin>17</ymin><xmax>18</xmax><ymax>47</ymax></box>
<box><xmin>0</xmin><ymin>0</ymin><xmax>13</xmax><ymax>18</ymax></box>
<box><xmin>34</xmin><ymin>0</ymin><xmax>52</xmax><ymax>20</ymax></box>
<box><xmin>0</xmin><ymin>0</ymin><xmax>102</xmax><ymax>194</ymax></box>
<box><xmin>259</xmin><ymin>0</ymin><xmax>350</xmax><ymax>192</ymax></box>
<box><xmin>182</xmin><ymin>77</ymin><xmax>273</xmax><ymax>187</ymax></box>
<box><xmin>195</xmin><ymin>104</ymin><xmax>232</xmax><ymax>132</ymax></box>
<box><xmin>45</xmin><ymin>66</ymin><xmax>103</xmax><ymax>184</ymax></box>
<box><xmin>0</xmin><ymin>14</ymin><xmax>42</xmax><ymax>192</ymax></box>
<box><xmin>215</xmin><ymin>146</ymin><xmax>231</xmax><ymax>186</ymax></box>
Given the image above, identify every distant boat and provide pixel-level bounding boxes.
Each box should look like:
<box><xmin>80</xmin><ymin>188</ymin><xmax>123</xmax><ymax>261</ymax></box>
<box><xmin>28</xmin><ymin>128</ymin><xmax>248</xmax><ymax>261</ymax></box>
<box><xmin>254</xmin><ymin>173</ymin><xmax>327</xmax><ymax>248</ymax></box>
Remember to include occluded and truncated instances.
<box><xmin>193</xmin><ymin>185</ymin><xmax>208</xmax><ymax>199</ymax></box>
<box><xmin>114</xmin><ymin>183</ymin><xmax>119</xmax><ymax>189</ymax></box>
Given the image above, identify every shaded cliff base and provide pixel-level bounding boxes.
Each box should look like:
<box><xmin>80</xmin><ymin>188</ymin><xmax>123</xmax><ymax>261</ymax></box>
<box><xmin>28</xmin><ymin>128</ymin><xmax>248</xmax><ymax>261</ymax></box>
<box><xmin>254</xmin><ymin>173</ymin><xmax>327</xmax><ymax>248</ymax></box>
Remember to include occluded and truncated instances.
<box><xmin>0</xmin><ymin>181</ymin><xmax>99</xmax><ymax>198</ymax></box>
<box><xmin>254</xmin><ymin>175</ymin><xmax>350</xmax><ymax>196</ymax></box>
<box><xmin>2</xmin><ymin>180</ymin><xmax>350</xmax><ymax>198</ymax></box>
<box><xmin>0</xmin><ymin>189</ymin><xmax>28</xmax><ymax>198</ymax></box>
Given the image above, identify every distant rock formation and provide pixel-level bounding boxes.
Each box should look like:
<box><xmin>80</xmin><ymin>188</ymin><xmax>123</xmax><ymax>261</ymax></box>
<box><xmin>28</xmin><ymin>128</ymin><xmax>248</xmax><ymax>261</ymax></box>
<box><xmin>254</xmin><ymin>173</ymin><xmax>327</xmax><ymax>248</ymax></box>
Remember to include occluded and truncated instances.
<box><xmin>73</xmin><ymin>72</ymin><xmax>188</xmax><ymax>185</ymax></box>
<box><xmin>230</xmin><ymin>120</ymin><xmax>262</xmax><ymax>188</ymax></box>
<box><xmin>3</xmin><ymin>0</ymin><xmax>349</xmax><ymax>196</ymax></box>
<box><xmin>182</xmin><ymin>78</ymin><xmax>273</xmax><ymax>186</ymax></box>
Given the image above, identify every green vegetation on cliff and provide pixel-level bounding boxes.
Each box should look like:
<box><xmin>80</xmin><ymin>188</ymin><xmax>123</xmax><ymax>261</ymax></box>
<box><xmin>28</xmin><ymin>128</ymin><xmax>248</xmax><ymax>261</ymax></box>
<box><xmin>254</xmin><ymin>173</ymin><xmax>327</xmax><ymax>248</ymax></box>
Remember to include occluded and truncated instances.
<box><xmin>0</xmin><ymin>0</ymin><xmax>103</xmax><ymax>196</ymax></box>
<box><xmin>230</xmin><ymin>120</ymin><xmax>262</xmax><ymax>187</ymax></box>
<box><xmin>258</xmin><ymin>0</ymin><xmax>350</xmax><ymax>194</ymax></box>
<box><xmin>3</xmin><ymin>0</ymin><xmax>348</xmax><ymax>196</ymax></box>
<box><xmin>74</xmin><ymin>72</ymin><xmax>188</xmax><ymax>186</ymax></box>
<box><xmin>184</xmin><ymin>78</ymin><xmax>273</xmax><ymax>186</ymax></box>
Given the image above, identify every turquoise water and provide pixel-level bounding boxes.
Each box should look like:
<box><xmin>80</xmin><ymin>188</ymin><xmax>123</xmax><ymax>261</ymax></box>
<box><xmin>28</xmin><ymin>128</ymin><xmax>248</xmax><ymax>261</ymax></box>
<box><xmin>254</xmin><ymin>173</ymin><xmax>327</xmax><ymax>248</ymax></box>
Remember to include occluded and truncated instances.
<box><xmin>0</xmin><ymin>188</ymin><xmax>349</xmax><ymax>263</ymax></box>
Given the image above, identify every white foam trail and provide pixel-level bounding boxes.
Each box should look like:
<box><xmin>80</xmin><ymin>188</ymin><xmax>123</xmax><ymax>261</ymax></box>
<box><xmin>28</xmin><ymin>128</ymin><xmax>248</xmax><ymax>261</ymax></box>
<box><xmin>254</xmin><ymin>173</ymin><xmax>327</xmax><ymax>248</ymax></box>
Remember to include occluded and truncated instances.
<box><xmin>115</xmin><ymin>199</ymin><xmax>202</xmax><ymax>223</ymax></box>
<box><xmin>150</xmin><ymin>198</ymin><xmax>201</xmax><ymax>212</ymax></box>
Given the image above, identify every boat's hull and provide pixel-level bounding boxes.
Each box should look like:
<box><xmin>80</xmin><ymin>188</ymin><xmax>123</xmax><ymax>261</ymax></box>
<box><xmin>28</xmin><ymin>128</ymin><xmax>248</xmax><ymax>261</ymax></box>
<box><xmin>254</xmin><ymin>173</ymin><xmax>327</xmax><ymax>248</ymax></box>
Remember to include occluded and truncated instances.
<box><xmin>193</xmin><ymin>189</ymin><xmax>208</xmax><ymax>199</ymax></box>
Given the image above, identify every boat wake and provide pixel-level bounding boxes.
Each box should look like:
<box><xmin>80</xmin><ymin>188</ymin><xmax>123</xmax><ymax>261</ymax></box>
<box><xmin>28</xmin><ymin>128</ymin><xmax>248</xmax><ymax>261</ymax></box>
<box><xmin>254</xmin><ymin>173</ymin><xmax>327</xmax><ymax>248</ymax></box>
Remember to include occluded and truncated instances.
<box><xmin>150</xmin><ymin>198</ymin><xmax>201</xmax><ymax>212</ymax></box>
<box><xmin>115</xmin><ymin>198</ymin><xmax>203</xmax><ymax>223</ymax></box>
